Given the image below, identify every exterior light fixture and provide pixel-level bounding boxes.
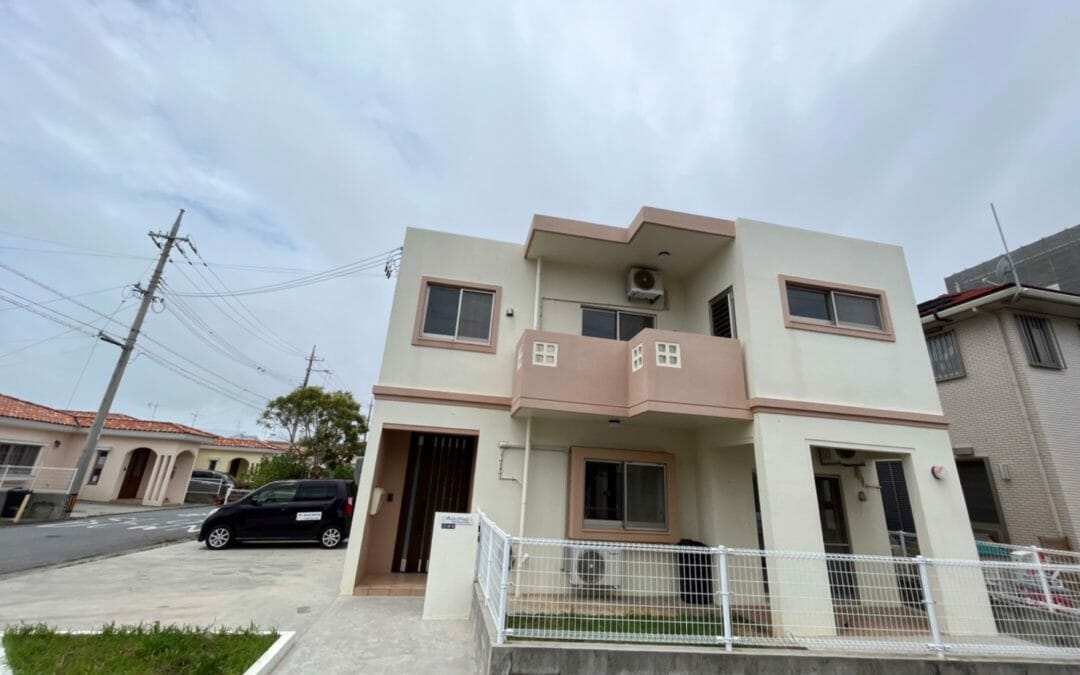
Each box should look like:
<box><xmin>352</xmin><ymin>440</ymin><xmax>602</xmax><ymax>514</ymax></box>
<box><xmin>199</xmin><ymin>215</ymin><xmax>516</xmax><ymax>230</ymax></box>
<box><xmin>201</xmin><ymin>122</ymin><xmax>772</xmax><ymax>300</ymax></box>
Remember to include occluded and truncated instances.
<box><xmin>608</xmin><ymin>419</ymin><xmax>621</xmax><ymax>428</ymax></box>
<box><xmin>658</xmin><ymin>251</ymin><xmax>671</xmax><ymax>260</ymax></box>
<box><xmin>931</xmin><ymin>465</ymin><xmax>946</xmax><ymax>480</ymax></box>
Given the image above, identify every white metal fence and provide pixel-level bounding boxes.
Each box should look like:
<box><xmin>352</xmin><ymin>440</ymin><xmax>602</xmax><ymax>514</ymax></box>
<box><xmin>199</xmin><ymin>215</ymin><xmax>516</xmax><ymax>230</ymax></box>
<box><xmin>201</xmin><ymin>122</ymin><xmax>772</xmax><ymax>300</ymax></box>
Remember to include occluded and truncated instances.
<box><xmin>477</xmin><ymin>514</ymin><xmax>1080</xmax><ymax>658</ymax></box>
<box><xmin>0</xmin><ymin>464</ymin><xmax>77</xmax><ymax>493</ymax></box>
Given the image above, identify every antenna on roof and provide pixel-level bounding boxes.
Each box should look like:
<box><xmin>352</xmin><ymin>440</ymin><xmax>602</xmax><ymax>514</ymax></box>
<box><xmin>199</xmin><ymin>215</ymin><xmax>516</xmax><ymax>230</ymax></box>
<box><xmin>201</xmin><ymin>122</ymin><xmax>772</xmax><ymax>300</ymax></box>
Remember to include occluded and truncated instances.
<box><xmin>990</xmin><ymin>203</ymin><xmax>1022</xmax><ymax>296</ymax></box>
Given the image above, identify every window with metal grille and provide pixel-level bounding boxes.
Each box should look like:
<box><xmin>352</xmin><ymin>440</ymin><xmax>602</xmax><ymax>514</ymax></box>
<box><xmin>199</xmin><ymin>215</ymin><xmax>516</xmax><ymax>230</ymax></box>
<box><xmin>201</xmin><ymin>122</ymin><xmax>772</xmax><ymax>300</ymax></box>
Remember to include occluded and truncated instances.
<box><xmin>926</xmin><ymin>331</ymin><xmax>965</xmax><ymax>381</ymax></box>
<box><xmin>709</xmin><ymin>288</ymin><xmax>735</xmax><ymax>338</ymax></box>
<box><xmin>1015</xmin><ymin>314</ymin><xmax>1064</xmax><ymax>369</ymax></box>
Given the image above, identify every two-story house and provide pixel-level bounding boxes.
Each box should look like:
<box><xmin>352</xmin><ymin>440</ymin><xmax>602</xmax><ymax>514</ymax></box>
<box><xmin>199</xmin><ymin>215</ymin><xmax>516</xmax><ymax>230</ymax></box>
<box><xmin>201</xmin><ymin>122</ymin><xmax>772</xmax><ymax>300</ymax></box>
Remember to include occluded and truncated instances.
<box><xmin>339</xmin><ymin>207</ymin><xmax>984</xmax><ymax>628</ymax></box>
<box><xmin>912</xmin><ymin>284</ymin><xmax>1080</xmax><ymax>550</ymax></box>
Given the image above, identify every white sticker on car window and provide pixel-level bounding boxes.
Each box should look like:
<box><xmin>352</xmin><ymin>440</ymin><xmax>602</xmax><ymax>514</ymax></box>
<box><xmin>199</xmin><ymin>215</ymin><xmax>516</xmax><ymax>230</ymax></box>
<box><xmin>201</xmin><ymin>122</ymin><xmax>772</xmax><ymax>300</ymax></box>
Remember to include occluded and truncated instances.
<box><xmin>296</xmin><ymin>512</ymin><xmax>321</xmax><ymax>522</ymax></box>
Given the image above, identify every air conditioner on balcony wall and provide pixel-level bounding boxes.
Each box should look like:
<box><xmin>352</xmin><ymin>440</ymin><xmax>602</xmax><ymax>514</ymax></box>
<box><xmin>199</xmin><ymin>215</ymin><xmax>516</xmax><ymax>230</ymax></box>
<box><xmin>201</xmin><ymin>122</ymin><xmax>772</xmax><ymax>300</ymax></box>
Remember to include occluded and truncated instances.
<box><xmin>818</xmin><ymin>447</ymin><xmax>867</xmax><ymax>467</ymax></box>
<box><xmin>627</xmin><ymin>267</ymin><xmax>665</xmax><ymax>304</ymax></box>
<box><xmin>565</xmin><ymin>545</ymin><xmax>622</xmax><ymax>588</ymax></box>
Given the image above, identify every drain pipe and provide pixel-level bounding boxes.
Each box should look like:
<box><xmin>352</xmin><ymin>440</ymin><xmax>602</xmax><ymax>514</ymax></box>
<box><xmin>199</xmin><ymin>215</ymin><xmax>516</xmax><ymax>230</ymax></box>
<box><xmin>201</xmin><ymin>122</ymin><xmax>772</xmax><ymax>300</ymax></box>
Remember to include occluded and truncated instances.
<box><xmin>513</xmin><ymin>258</ymin><xmax>542</xmax><ymax>597</ymax></box>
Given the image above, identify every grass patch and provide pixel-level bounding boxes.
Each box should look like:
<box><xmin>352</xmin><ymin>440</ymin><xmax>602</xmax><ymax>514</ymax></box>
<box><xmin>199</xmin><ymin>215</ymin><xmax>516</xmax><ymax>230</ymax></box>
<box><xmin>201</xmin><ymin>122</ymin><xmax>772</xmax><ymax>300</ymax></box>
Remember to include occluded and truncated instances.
<box><xmin>2</xmin><ymin>623</ymin><xmax>277</xmax><ymax>675</ymax></box>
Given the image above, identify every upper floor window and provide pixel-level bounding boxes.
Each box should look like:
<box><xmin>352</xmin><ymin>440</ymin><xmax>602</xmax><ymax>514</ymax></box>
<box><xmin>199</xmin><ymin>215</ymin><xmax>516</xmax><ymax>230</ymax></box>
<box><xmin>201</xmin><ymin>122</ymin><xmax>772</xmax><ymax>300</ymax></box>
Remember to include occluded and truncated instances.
<box><xmin>413</xmin><ymin>277</ymin><xmax>501</xmax><ymax>353</ymax></box>
<box><xmin>779</xmin><ymin>276</ymin><xmax>894</xmax><ymax>341</ymax></box>
<box><xmin>709</xmin><ymin>287</ymin><xmax>736</xmax><ymax>338</ymax></box>
<box><xmin>1016</xmin><ymin>315</ymin><xmax>1064</xmax><ymax>369</ymax></box>
<box><xmin>582</xmin><ymin>307</ymin><xmax>654</xmax><ymax>341</ymax></box>
<box><xmin>926</xmin><ymin>331</ymin><xmax>965</xmax><ymax>381</ymax></box>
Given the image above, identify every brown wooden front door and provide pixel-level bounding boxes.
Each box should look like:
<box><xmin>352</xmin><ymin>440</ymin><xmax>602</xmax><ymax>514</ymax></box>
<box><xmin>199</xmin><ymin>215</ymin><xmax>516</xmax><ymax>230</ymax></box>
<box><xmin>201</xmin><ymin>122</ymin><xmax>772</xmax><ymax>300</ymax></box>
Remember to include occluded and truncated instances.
<box><xmin>392</xmin><ymin>433</ymin><xmax>476</xmax><ymax>573</ymax></box>
<box><xmin>118</xmin><ymin>448</ymin><xmax>152</xmax><ymax>499</ymax></box>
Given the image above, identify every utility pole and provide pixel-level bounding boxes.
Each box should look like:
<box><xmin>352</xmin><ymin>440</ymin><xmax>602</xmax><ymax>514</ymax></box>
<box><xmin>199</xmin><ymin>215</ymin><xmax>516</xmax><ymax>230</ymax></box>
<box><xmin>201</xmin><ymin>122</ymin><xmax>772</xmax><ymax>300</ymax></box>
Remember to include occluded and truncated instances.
<box><xmin>65</xmin><ymin>209</ymin><xmax>188</xmax><ymax>513</ymax></box>
<box><xmin>302</xmin><ymin>344</ymin><xmax>329</xmax><ymax>387</ymax></box>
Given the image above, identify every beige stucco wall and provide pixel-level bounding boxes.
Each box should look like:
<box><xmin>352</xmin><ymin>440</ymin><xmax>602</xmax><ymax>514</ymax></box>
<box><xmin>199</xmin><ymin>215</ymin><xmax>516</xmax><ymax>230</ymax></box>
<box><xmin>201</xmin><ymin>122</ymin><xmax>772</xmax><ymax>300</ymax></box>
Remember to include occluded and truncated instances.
<box><xmin>0</xmin><ymin>420</ymin><xmax>202</xmax><ymax>504</ymax></box>
<box><xmin>195</xmin><ymin>448</ymin><xmax>277</xmax><ymax>474</ymax></box>
<box><xmin>377</xmin><ymin>228</ymin><xmax>535</xmax><ymax>397</ymax></box>
<box><xmin>734</xmin><ymin>218</ymin><xmax>942</xmax><ymax>414</ymax></box>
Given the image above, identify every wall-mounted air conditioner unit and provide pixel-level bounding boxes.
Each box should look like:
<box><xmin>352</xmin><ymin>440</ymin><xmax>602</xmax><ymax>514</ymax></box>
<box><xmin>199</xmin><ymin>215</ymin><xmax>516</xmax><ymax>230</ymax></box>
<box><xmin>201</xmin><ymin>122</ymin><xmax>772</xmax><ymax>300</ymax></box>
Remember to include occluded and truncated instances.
<box><xmin>565</xmin><ymin>545</ymin><xmax>622</xmax><ymax>588</ymax></box>
<box><xmin>818</xmin><ymin>447</ymin><xmax>866</xmax><ymax>467</ymax></box>
<box><xmin>627</xmin><ymin>267</ymin><xmax>665</xmax><ymax>304</ymax></box>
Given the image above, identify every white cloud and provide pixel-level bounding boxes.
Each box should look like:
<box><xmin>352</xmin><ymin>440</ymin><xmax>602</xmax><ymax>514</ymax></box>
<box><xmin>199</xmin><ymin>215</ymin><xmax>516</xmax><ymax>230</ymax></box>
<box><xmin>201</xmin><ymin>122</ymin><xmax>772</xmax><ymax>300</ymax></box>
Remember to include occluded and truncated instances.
<box><xmin>1</xmin><ymin>0</ymin><xmax>1078</xmax><ymax>433</ymax></box>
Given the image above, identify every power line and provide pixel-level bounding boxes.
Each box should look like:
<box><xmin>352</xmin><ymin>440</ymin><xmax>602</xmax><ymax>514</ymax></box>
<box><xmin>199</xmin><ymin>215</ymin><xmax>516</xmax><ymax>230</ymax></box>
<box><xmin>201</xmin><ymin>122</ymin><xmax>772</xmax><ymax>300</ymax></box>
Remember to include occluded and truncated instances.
<box><xmin>0</xmin><ymin>285</ymin><xmax>126</xmax><ymax>313</ymax></box>
<box><xmin>0</xmin><ymin>262</ymin><xmax>276</xmax><ymax>408</ymax></box>
<box><xmin>168</xmin><ymin>248</ymin><xmax>402</xmax><ymax>298</ymax></box>
<box><xmin>171</xmin><ymin>243</ymin><xmax>306</xmax><ymax>358</ymax></box>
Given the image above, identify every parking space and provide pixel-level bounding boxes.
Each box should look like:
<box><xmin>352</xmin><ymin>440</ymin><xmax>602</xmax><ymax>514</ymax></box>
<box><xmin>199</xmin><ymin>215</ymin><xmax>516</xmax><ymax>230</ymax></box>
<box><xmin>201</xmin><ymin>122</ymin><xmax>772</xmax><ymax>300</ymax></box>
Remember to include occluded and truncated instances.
<box><xmin>0</xmin><ymin>540</ymin><xmax>345</xmax><ymax>632</ymax></box>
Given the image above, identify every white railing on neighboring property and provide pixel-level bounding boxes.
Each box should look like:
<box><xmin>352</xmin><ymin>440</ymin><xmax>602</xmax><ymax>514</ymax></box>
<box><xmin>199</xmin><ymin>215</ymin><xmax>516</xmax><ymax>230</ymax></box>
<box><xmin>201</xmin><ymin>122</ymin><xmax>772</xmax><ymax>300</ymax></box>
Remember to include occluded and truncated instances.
<box><xmin>889</xmin><ymin>530</ymin><xmax>1080</xmax><ymax>566</ymax></box>
<box><xmin>0</xmin><ymin>464</ymin><xmax>77</xmax><ymax>493</ymax></box>
<box><xmin>477</xmin><ymin>514</ymin><xmax>1080</xmax><ymax>658</ymax></box>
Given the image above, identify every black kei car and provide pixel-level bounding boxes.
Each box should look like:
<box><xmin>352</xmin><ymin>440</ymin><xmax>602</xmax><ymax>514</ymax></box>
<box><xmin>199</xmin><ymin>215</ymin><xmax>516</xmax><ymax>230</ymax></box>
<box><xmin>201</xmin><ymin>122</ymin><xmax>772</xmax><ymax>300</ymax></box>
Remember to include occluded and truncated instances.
<box><xmin>199</xmin><ymin>479</ymin><xmax>355</xmax><ymax>550</ymax></box>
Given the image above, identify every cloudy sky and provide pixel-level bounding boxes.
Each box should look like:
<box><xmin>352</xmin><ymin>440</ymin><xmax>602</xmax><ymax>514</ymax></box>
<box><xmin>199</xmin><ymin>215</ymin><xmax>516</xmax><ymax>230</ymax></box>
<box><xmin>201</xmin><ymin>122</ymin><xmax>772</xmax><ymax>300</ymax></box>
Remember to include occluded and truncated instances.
<box><xmin>1</xmin><ymin>1</ymin><xmax>1077</xmax><ymax>437</ymax></box>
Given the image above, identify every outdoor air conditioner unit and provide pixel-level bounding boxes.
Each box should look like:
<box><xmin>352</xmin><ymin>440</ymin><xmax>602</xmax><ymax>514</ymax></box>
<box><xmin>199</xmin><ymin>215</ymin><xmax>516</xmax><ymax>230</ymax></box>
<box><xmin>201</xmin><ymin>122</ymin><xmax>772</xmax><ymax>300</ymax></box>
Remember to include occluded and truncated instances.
<box><xmin>627</xmin><ymin>267</ymin><xmax>665</xmax><ymax>304</ymax></box>
<box><xmin>565</xmin><ymin>545</ymin><xmax>622</xmax><ymax>588</ymax></box>
<box><xmin>818</xmin><ymin>447</ymin><xmax>867</xmax><ymax>467</ymax></box>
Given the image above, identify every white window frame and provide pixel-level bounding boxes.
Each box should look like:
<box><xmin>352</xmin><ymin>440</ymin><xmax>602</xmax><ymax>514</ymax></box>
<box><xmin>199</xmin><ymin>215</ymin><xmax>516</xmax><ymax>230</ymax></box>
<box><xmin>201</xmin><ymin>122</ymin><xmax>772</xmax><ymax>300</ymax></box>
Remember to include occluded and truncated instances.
<box><xmin>631</xmin><ymin>344</ymin><xmax>644</xmax><ymax>372</ymax></box>
<box><xmin>656</xmin><ymin>342</ymin><xmax>681</xmax><ymax>368</ymax></box>
<box><xmin>532</xmin><ymin>341</ymin><xmax>558</xmax><ymax>367</ymax></box>
<box><xmin>421</xmin><ymin>285</ymin><xmax>496</xmax><ymax>345</ymax></box>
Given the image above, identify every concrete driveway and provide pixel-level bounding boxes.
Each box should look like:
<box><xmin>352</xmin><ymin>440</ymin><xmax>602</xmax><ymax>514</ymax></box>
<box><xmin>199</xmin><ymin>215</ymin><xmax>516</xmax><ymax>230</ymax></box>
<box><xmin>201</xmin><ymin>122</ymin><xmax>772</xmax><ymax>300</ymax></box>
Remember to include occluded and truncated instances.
<box><xmin>0</xmin><ymin>540</ymin><xmax>344</xmax><ymax>632</ymax></box>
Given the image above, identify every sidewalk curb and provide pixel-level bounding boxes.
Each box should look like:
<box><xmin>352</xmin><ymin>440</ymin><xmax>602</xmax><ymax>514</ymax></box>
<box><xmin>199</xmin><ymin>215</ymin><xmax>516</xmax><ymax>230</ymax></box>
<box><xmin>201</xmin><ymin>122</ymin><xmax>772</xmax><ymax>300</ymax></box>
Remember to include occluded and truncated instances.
<box><xmin>244</xmin><ymin>631</ymin><xmax>295</xmax><ymax>675</ymax></box>
<box><xmin>0</xmin><ymin>539</ymin><xmax>196</xmax><ymax>581</ymax></box>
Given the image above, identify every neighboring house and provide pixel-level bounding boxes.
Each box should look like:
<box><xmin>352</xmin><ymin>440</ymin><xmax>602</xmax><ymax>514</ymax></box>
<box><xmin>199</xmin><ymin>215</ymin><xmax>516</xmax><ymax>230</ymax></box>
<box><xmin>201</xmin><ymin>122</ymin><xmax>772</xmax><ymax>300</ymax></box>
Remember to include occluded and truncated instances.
<box><xmin>0</xmin><ymin>393</ymin><xmax>278</xmax><ymax>518</ymax></box>
<box><xmin>195</xmin><ymin>437</ymin><xmax>286</xmax><ymax>478</ymax></box>
<box><xmin>945</xmin><ymin>224</ymin><xmax>1080</xmax><ymax>294</ymax></box>
<box><xmin>339</xmin><ymin>205</ymin><xmax>982</xmax><ymax>619</ymax></box>
<box><xmin>901</xmin><ymin>284</ymin><xmax>1080</xmax><ymax>550</ymax></box>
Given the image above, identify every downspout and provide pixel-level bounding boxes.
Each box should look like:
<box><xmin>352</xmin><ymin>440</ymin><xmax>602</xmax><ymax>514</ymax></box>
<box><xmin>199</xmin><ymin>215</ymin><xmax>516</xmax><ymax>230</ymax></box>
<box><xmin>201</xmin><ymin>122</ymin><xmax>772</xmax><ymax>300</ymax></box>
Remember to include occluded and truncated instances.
<box><xmin>995</xmin><ymin>312</ymin><xmax>1063</xmax><ymax>538</ymax></box>
<box><xmin>514</xmin><ymin>257</ymin><xmax>541</xmax><ymax>596</ymax></box>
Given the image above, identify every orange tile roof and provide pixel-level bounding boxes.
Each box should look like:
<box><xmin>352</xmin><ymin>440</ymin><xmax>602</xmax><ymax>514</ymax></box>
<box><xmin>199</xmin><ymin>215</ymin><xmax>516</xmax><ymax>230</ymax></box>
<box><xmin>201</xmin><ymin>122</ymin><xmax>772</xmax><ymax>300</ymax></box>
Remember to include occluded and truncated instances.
<box><xmin>205</xmin><ymin>436</ymin><xmax>286</xmax><ymax>452</ymax></box>
<box><xmin>0</xmin><ymin>393</ymin><xmax>279</xmax><ymax>445</ymax></box>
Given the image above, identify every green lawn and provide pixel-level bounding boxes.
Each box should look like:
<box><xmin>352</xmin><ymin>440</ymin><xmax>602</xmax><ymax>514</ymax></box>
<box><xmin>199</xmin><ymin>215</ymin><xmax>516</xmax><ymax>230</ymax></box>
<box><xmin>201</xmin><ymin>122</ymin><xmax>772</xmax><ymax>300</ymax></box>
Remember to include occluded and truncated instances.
<box><xmin>2</xmin><ymin>624</ymin><xmax>277</xmax><ymax>675</ymax></box>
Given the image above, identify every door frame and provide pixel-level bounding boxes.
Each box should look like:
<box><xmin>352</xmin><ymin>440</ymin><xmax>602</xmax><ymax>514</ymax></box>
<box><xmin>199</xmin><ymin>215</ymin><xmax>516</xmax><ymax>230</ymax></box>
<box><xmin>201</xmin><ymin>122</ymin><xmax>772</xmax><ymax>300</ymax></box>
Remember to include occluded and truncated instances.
<box><xmin>118</xmin><ymin>448</ymin><xmax>153</xmax><ymax>499</ymax></box>
<box><xmin>815</xmin><ymin>473</ymin><xmax>858</xmax><ymax>601</ymax></box>
<box><xmin>392</xmin><ymin>432</ymin><xmax>477</xmax><ymax>573</ymax></box>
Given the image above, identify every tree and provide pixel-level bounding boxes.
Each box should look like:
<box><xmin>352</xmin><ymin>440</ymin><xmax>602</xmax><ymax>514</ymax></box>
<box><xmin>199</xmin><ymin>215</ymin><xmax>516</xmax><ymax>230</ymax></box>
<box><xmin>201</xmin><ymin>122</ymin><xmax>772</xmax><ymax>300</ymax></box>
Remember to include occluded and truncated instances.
<box><xmin>258</xmin><ymin>386</ymin><xmax>367</xmax><ymax>478</ymax></box>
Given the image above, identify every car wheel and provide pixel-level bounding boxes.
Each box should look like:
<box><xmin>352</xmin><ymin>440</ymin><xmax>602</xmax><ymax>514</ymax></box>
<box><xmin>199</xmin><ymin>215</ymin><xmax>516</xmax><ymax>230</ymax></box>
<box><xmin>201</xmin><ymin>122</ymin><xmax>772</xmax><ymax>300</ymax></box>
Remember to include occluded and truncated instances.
<box><xmin>319</xmin><ymin>525</ymin><xmax>344</xmax><ymax>549</ymax></box>
<box><xmin>205</xmin><ymin>525</ymin><xmax>233</xmax><ymax>550</ymax></box>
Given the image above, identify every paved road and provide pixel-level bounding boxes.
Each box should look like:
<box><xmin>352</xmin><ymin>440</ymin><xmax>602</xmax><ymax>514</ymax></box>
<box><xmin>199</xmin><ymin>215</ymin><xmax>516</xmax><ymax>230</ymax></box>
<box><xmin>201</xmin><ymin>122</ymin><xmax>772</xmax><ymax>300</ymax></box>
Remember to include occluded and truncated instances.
<box><xmin>0</xmin><ymin>506</ymin><xmax>212</xmax><ymax>575</ymax></box>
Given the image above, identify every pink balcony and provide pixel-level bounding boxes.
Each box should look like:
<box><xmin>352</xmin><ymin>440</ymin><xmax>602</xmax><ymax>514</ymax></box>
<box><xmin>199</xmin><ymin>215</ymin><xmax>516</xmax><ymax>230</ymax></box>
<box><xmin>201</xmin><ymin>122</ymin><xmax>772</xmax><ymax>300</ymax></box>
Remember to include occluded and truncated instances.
<box><xmin>511</xmin><ymin>329</ymin><xmax>750</xmax><ymax>421</ymax></box>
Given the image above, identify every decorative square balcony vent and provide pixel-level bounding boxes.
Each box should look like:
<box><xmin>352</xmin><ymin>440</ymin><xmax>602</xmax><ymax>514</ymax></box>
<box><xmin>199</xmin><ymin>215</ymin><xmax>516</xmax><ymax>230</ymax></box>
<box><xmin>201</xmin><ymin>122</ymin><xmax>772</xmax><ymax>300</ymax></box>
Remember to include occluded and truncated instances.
<box><xmin>533</xmin><ymin>342</ymin><xmax>558</xmax><ymax>367</ymax></box>
<box><xmin>656</xmin><ymin>342</ymin><xmax>681</xmax><ymax>368</ymax></box>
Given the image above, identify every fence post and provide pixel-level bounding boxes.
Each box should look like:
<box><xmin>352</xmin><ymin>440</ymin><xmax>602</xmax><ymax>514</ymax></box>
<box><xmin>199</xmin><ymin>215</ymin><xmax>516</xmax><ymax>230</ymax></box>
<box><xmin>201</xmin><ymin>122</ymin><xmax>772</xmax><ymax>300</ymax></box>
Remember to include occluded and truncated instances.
<box><xmin>495</xmin><ymin>532</ymin><xmax>513</xmax><ymax>644</ymax></box>
<box><xmin>1030</xmin><ymin>545</ymin><xmax>1056</xmax><ymax>613</ymax></box>
<box><xmin>915</xmin><ymin>555</ymin><xmax>944</xmax><ymax>658</ymax></box>
<box><xmin>717</xmin><ymin>546</ymin><xmax>733</xmax><ymax>652</ymax></box>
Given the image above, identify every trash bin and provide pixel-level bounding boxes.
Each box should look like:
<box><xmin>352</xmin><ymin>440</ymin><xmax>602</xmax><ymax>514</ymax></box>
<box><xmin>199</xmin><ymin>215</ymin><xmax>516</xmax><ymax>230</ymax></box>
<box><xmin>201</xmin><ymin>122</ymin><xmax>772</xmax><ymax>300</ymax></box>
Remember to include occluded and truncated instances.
<box><xmin>2</xmin><ymin>488</ymin><xmax>32</xmax><ymax>518</ymax></box>
<box><xmin>677</xmin><ymin>538</ymin><xmax>714</xmax><ymax>605</ymax></box>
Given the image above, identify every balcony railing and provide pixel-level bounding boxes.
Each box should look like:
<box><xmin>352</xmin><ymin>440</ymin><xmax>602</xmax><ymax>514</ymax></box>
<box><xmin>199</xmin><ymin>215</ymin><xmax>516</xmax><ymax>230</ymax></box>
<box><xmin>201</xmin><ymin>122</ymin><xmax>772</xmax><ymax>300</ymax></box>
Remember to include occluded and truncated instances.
<box><xmin>512</xmin><ymin>329</ymin><xmax>749</xmax><ymax>421</ymax></box>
